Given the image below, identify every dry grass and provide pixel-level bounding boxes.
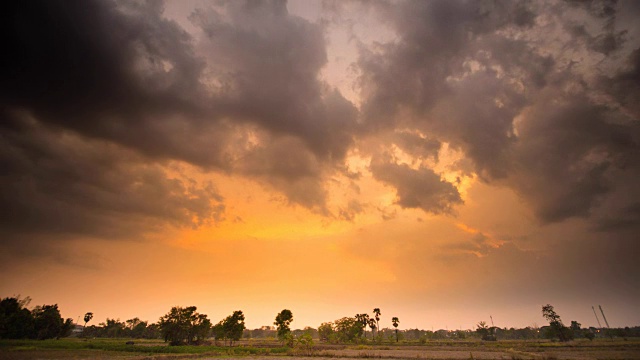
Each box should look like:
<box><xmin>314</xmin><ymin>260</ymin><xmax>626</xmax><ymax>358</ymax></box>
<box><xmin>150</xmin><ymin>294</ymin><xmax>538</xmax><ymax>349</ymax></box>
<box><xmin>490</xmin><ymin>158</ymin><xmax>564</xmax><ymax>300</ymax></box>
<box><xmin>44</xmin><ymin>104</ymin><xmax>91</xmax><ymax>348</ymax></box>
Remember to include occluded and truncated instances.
<box><xmin>2</xmin><ymin>338</ymin><xmax>639</xmax><ymax>360</ymax></box>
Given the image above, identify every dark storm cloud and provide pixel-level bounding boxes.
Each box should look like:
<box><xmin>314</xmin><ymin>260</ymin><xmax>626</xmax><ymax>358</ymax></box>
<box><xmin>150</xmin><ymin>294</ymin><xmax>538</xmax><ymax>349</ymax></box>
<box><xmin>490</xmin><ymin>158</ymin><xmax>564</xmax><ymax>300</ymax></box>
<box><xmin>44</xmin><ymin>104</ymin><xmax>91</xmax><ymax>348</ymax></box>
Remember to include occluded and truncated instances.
<box><xmin>0</xmin><ymin>0</ymin><xmax>232</xmax><ymax>254</ymax></box>
<box><xmin>186</xmin><ymin>0</ymin><xmax>359</xmax><ymax>208</ymax></box>
<box><xmin>369</xmin><ymin>153</ymin><xmax>462</xmax><ymax>215</ymax></box>
<box><xmin>0</xmin><ymin>110</ymin><xmax>224</xmax><ymax>243</ymax></box>
<box><xmin>392</xmin><ymin>131</ymin><xmax>441</xmax><ymax>162</ymax></box>
<box><xmin>0</xmin><ymin>0</ymin><xmax>361</xmax><ymax>253</ymax></box>
<box><xmin>357</xmin><ymin>0</ymin><xmax>640</xmax><ymax>223</ymax></box>
<box><xmin>602</xmin><ymin>48</ymin><xmax>640</xmax><ymax>117</ymax></box>
<box><xmin>0</xmin><ymin>0</ymin><xmax>227</xmax><ymax>166</ymax></box>
<box><xmin>191</xmin><ymin>1</ymin><xmax>358</xmax><ymax>163</ymax></box>
<box><xmin>508</xmin><ymin>93</ymin><xmax>639</xmax><ymax>223</ymax></box>
<box><xmin>3</xmin><ymin>0</ymin><xmax>640</xmax><ymax>262</ymax></box>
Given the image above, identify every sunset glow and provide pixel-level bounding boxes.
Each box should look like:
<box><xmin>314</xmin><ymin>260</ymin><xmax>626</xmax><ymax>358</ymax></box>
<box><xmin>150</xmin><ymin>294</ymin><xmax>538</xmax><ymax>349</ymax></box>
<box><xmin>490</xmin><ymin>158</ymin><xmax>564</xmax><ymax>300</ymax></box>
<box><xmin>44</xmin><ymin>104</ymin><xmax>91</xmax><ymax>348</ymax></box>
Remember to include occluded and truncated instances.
<box><xmin>1</xmin><ymin>0</ymin><xmax>639</xmax><ymax>333</ymax></box>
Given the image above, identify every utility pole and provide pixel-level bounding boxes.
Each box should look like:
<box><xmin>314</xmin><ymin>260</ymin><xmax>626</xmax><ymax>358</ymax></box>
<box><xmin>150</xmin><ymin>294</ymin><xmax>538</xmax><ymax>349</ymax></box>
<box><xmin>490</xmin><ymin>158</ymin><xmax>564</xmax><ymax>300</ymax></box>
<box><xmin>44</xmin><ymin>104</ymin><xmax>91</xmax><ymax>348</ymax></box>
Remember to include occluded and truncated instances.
<box><xmin>490</xmin><ymin>315</ymin><xmax>494</xmax><ymax>327</ymax></box>
<box><xmin>599</xmin><ymin>305</ymin><xmax>610</xmax><ymax>328</ymax></box>
<box><xmin>592</xmin><ymin>306</ymin><xmax>602</xmax><ymax>328</ymax></box>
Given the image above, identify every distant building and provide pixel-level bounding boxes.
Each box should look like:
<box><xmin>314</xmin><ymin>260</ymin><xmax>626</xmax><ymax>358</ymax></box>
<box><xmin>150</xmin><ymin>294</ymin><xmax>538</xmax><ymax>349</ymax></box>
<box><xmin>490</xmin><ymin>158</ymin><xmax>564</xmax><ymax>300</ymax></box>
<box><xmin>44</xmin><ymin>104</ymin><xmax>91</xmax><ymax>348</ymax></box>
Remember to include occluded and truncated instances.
<box><xmin>72</xmin><ymin>324</ymin><xmax>84</xmax><ymax>335</ymax></box>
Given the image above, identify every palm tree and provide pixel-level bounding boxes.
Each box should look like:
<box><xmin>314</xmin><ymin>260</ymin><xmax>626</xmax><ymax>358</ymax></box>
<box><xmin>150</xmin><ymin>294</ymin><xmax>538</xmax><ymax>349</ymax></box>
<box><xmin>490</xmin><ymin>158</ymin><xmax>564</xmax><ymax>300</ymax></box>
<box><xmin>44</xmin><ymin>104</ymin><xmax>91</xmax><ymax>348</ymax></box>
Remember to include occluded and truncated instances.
<box><xmin>392</xmin><ymin>317</ymin><xmax>399</xmax><ymax>342</ymax></box>
<box><xmin>82</xmin><ymin>312</ymin><xmax>93</xmax><ymax>336</ymax></box>
<box><xmin>356</xmin><ymin>313</ymin><xmax>369</xmax><ymax>339</ymax></box>
<box><xmin>368</xmin><ymin>318</ymin><xmax>377</xmax><ymax>340</ymax></box>
<box><xmin>83</xmin><ymin>312</ymin><xmax>93</xmax><ymax>328</ymax></box>
<box><xmin>373</xmin><ymin>308</ymin><xmax>381</xmax><ymax>339</ymax></box>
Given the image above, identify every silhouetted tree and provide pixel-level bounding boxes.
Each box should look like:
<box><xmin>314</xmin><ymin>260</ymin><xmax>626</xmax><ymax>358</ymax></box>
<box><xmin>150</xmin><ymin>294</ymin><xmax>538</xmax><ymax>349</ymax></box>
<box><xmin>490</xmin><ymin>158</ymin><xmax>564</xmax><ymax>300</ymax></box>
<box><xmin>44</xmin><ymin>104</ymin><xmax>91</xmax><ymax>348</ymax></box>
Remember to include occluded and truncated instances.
<box><xmin>541</xmin><ymin>304</ymin><xmax>572</xmax><ymax>342</ymax></box>
<box><xmin>373</xmin><ymin>308</ymin><xmax>381</xmax><ymax>338</ymax></box>
<box><xmin>392</xmin><ymin>317</ymin><xmax>399</xmax><ymax>342</ymax></box>
<box><xmin>274</xmin><ymin>309</ymin><xmax>293</xmax><ymax>344</ymax></box>
<box><xmin>83</xmin><ymin>312</ymin><xmax>93</xmax><ymax>328</ymax></box>
<box><xmin>101</xmin><ymin>318</ymin><xmax>126</xmax><ymax>338</ymax></box>
<box><xmin>476</xmin><ymin>321</ymin><xmax>496</xmax><ymax>341</ymax></box>
<box><xmin>60</xmin><ymin>318</ymin><xmax>74</xmax><ymax>338</ymax></box>
<box><xmin>125</xmin><ymin>317</ymin><xmax>148</xmax><ymax>338</ymax></box>
<box><xmin>158</xmin><ymin>306</ymin><xmax>211</xmax><ymax>345</ymax></box>
<box><xmin>215</xmin><ymin>310</ymin><xmax>245</xmax><ymax>346</ymax></box>
<box><xmin>32</xmin><ymin>304</ymin><xmax>72</xmax><ymax>339</ymax></box>
<box><xmin>355</xmin><ymin>313</ymin><xmax>369</xmax><ymax>339</ymax></box>
<box><xmin>0</xmin><ymin>296</ymin><xmax>34</xmax><ymax>339</ymax></box>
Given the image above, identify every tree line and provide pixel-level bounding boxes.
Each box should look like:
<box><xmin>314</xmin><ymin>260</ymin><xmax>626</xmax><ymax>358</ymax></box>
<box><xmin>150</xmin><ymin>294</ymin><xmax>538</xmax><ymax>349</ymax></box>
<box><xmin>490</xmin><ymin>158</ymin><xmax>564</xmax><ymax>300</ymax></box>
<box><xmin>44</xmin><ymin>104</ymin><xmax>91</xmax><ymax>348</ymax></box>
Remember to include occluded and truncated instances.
<box><xmin>2</xmin><ymin>297</ymin><xmax>637</xmax><ymax>344</ymax></box>
<box><xmin>0</xmin><ymin>297</ymin><xmax>74</xmax><ymax>340</ymax></box>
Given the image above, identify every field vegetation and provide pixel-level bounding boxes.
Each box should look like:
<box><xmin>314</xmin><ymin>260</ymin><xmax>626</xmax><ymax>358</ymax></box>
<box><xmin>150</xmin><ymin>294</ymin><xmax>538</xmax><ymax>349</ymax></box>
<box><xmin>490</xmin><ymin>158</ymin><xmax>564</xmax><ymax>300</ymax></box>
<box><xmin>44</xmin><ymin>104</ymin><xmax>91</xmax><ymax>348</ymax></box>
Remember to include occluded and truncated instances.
<box><xmin>3</xmin><ymin>296</ymin><xmax>640</xmax><ymax>359</ymax></box>
<box><xmin>2</xmin><ymin>337</ymin><xmax>640</xmax><ymax>360</ymax></box>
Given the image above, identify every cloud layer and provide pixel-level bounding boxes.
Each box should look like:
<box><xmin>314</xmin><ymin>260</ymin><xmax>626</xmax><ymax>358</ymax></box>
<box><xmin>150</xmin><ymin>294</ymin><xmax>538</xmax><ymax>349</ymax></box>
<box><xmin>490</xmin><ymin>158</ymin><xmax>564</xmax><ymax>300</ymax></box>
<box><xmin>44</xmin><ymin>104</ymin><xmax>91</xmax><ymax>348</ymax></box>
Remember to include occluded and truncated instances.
<box><xmin>356</xmin><ymin>0</ymin><xmax>640</xmax><ymax>224</ymax></box>
<box><xmin>1</xmin><ymin>0</ymin><xmax>639</xmax><ymax>281</ymax></box>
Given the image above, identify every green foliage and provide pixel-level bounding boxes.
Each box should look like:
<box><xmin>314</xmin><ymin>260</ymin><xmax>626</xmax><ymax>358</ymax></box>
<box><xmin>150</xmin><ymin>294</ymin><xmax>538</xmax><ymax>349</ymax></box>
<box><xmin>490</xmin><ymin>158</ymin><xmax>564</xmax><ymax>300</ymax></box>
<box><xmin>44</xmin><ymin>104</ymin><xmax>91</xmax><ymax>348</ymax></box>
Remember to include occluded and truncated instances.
<box><xmin>274</xmin><ymin>309</ymin><xmax>293</xmax><ymax>342</ymax></box>
<box><xmin>82</xmin><ymin>318</ymin><xmax>160</xmax><ymax>339</ymax></box>
<box><xmin>214</xmin><ymin>310</ymin><xmax>245</xmax><ymax>346</ymax></box>
<box><xmin>334</xmin><ymin>317</ymin><xmax>364</xmax><ymax>343</ymax></box>
<box><xmin>282</xmin><ymin>332</ymin><xmax>294</xmax><ymax>347</ymax></box>
<box><xmin>158</xmin><ymin>306</ymin><xmax>211</xmax><ymax>345</ymax></box>
<box><xmin>318</xmin><ymin>322</ymin><xmax>334</xmax><ymax>342</ymax></box>
<box><xmin>355</xmin><ymin>313</ymin><xmax>369</xmax><ymax>338</ymax></box>
<box><xmin>368</xmin><ymin>318</ymin><xmax>377</xmax><ymax>339</ymax></box>
<box><xmin>295</xmin><ymin>332</ymin><xmax>315</xmax><ymax>355</ymax></box>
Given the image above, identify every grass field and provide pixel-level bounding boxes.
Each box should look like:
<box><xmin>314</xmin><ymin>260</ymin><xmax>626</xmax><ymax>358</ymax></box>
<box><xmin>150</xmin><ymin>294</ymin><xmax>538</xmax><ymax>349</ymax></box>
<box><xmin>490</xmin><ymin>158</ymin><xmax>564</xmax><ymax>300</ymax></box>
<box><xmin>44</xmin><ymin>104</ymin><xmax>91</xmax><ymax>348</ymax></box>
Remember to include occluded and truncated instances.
<box><xmin>1</xmin><ymin>338</ymin><xmax>639</xmax><ymax>360</ymax></box>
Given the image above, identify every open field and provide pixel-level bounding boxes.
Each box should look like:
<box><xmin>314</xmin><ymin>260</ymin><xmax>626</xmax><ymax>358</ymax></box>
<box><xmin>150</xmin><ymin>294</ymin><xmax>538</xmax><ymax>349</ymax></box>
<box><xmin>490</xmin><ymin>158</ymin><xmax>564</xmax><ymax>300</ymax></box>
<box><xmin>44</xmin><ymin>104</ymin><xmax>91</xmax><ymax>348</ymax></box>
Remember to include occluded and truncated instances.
<box><xmin>2</xmin><ymin>338</ymin><xmax>640</xmax><ymax>360</ymax></box>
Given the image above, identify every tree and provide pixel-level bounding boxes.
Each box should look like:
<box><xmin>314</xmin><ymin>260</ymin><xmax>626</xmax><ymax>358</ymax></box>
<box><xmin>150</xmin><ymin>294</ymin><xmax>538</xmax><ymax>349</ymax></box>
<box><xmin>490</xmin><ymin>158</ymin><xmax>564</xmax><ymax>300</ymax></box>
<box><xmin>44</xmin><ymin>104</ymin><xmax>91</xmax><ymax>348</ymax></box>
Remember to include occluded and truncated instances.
<box><xmin>334</xmin><ymin>317</ymin><xmax>363</xmax><ymax>343</ymax></box>
<box><xmin>102</xmin><ymin>318</ymin><xmax>126</xmax><ymax>338</ymax></box>
<box><xmin>584</xmin><ymin>329</ymin><xmax>595</xmax><ymax>341</ymax></box>
<box><xmin>476</xmin><ymin>321</ymin><xmax>495</xmax><ymax>341</ymax></box>
<box><xmin>392</xmin><ymin>317</ymin><xmax>399</xmax><ymax>342</ymax></box>
<box><xmin>82</xmin><ymin>312</ymin><xmax>93</xmax><ymax>337</ymax></box>
<box><xmin>32</xmin><ymin>304</ymin><xmax>71</xmax><ymax>339</ymax></box>
<box><xmin>0</xmin><ymin>296</ymin><xmax>34</xmax><ymax>339</ymax></box>
<box><xmin>60</xmin><ymin>318</ymin><xmax>74</xmax><ymax>338</ymax></box>
<box><xmin>373</xmin><ymin>308</ymin><xmax>381</xmax><ymax>338</ymax></box>
<box><xmin>368</xmin><ymin>318</ymin><xmax>376</xmax><ymax>339</ymax></box>
<box><xmin>355</xmin><ymin>313</ymin><xmax>369</xmax><ymax>339</ymax></box>
<box><xmin>295</xmin><ymin>332</ymin><xmax>315</xmax><ymax>356</ymax></box>
<box><xmin>476</xmin><ymin>321</ymin><xmax>488</xmax><ymax>337</ymax></box>
<box><xmin>318</xmin><ymin>322</ymin><xmax>334</xmax><ymax>342</ymax></box>
<box><xmin>541</xmin><ymin>304</ymin><xmax>572</xmax><ymax>342</ymax></box>
<box><xmin>274</xmin><ymin>309</ymin><xmax>293</xmax><ymax>344</ymax></box>
<box><xmin>126</xmin><ymin>317</ymin><xmax>148</xmax><ymax>338</ymax></box>
<box><xmin>158</xmin><ymin>306</ymin><xmax>211</xmax><ymax>345</ymax></box>
<box><xmin>215</xmin><ymin>310</ymin><xmax>245</xmax><ymax>346</ymax></box>
<box><xmin>83</xmin><ymin>312</ymin><xmax>93</xmax><ymax>328</ymax></box>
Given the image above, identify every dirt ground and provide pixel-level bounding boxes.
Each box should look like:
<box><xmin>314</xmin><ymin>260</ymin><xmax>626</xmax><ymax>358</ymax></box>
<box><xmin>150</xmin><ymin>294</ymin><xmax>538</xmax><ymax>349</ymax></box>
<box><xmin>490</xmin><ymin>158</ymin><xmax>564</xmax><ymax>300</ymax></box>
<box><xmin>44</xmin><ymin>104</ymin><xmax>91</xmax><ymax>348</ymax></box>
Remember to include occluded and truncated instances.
<box><xmin>2</xmin><ymin>340</ymin><xmax>640</xmax><ymax>360</ymax></box>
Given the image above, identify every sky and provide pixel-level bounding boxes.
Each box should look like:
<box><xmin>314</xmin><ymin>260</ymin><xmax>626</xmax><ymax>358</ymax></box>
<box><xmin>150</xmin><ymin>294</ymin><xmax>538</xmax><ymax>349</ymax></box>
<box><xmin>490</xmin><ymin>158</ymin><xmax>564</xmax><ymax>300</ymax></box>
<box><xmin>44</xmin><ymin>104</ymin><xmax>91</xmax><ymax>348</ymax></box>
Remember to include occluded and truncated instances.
<box><xmin>1</xmin><ymin>0</ymin><xmax>639</xmax><ymax>331</ymax></box>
